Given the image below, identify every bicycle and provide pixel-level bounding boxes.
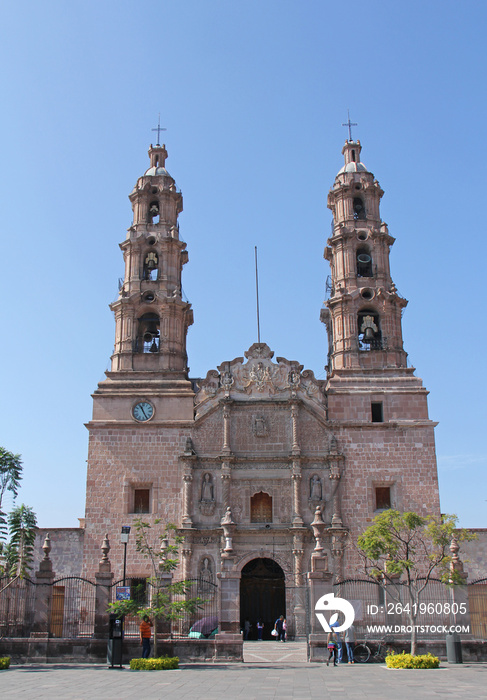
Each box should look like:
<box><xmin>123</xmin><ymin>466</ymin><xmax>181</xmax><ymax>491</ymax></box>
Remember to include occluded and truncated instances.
<box><xmin>353</xmin><ymin>635</ymin><xmax>394</xmax><ymax>663</ymax></box>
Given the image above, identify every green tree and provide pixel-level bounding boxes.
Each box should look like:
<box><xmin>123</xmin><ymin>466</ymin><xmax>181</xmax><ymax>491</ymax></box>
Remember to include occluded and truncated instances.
<box><xmin>108</xmin><ymin>519</ymin><xmax>204</xmax><ymax>657</ymax></box>
<box><xmin>357</xmin><ymin>510</ymin><xmax>475</xmax><ymax>655</ymax></box>
<box><xmin>4</xmin><ymin>504</ymin><xmax>38</xmax><ymax>578</ymax></box>
<box><xmin>0</xmin><ymin>448</ymin><xmax>23</xmax><ymax>542</ymax></box>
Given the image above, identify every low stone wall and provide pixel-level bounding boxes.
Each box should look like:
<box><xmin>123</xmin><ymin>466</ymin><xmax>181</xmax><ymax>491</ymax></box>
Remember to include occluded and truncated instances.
<box><xmin>0</xmin><ymin>636</ymin><xmax>243</xmax><ymax>664</ymax></box>
<box><xmin>308</xmin><ymin>637</ymin><xmax>487</xmax><ymax>663</ymax></box>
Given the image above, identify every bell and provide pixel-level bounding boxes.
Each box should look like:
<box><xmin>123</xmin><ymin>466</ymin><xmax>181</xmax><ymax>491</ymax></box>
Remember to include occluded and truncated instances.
<box><xmin>150</xmin><ymin>339</ymin><xmax>158</xmax><ymax>353</ymax></box>
<box><xmin>357</xmin><ymin>254</ymin><xmax>371</xmax><ymax>265</ymax></box>
<box><xmin>363</xmin><ymin>326</ymin><xmax>375</xmax><ymax>343</ymax></box>
<box><xmin>143</xmin><ymin>332</ymin><xmax>153</xmax><ymax>343</ymax></box>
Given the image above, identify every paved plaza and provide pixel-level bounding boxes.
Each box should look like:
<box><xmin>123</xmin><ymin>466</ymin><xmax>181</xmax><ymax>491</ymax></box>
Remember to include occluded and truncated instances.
<box><xmin>0</xmin><ymin>642</ymin><xmax>486</xmax><ymax>700</ymax></box>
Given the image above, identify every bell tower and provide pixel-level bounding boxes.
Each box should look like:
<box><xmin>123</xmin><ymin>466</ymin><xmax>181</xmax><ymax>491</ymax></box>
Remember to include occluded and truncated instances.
<box><xmin>110</xmin><ymin>143</ymin><xmax>193</xmax><ymax>375</ymax></box>
<box><xmin>321</xmin><ymin>139</ymin><xmax>408</xmax><ymax>373</ymax></box>
<box><xmin>321</xmin><ymin>139</ymin><xmax>433</xmax><ymax>424</ymax></box>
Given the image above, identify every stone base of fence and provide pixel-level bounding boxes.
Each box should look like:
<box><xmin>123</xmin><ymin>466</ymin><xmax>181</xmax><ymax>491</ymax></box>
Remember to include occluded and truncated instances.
<box><xmin>0</xmin><ymin>636</ymin><xmax>243</xmax><ymax>664</ymax></box>
<box><xmin>308</xmin><ymin>638</ymin><xmax>487</xmax><ymax>663</ymax></box>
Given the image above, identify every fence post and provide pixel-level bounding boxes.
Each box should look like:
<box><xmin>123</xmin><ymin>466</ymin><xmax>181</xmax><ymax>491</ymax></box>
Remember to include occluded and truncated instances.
<box><xmin>32</xmin><ymin>533</ymin><xmax>56</xmax><ymax>636</ymax></box>
<box><xmin>94</xmin><ymin>533</ymin><xmax>114</xmax><ymax>639</ymax></box>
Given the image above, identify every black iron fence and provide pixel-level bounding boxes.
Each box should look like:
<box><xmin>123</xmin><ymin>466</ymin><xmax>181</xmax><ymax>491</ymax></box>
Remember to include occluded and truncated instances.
<box><xmin>0</xmin><ymin>576</ymin><xmax>36</xmax><ymax>637</ymax></box>
<box><xmin>0</xmin><ymin>575</ymin><xmax>219</xmax><ymax>640</ymax></box>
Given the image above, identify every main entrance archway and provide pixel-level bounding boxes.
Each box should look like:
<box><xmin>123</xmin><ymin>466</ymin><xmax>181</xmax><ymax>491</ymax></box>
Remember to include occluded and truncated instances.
<box><xmin>240</xmin><ymin>558</ymin><xmax>285</xmax><ymax>640</ymax></box>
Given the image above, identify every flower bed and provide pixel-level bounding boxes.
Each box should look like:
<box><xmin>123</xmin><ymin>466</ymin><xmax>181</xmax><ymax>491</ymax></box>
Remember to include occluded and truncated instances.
<box><xmin>129</xmin><ymin>656</ymin><xmax>179</xmax><ymax>670</ymax></box>
<box><xmin>386</xmin><ymin>652</ymin><xmax>440</xmax><ymax>669</ymax></box>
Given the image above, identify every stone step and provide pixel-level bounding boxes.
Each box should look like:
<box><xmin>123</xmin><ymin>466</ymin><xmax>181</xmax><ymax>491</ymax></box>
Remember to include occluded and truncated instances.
<box><xmin>243</xmin><ymin>640</ymin><xmax>308</xmax><ymax>663</ymax></box>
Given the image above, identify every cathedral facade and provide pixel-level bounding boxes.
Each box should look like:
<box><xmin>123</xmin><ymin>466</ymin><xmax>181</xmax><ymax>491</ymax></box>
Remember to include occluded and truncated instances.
<box><xmin>81</xmin><ymin>138</ymin><xmax>441</xmax><ymax>640</ymax></box>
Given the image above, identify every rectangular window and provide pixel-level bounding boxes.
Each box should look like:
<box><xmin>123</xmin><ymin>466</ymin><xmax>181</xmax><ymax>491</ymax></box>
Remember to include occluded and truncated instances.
<box><xmin>371</xmin><ymin>402</ymin><xmax>383</xmax><ymax>422</ymax></box>
<box><xmin>375</xmin><ymin>486</ymin><xmax>391</xmax><ymax>510</ymax></box>
<box><xmin>134</xmin><ymin>489</ymin><xmax>150</xmax><ymax>514</ymax></box>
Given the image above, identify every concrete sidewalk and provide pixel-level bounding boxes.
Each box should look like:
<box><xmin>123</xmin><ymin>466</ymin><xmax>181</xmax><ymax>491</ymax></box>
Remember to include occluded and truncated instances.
<box><xmin>1</xmin><ymin>661</ymin><xmax>487</xmax><ymax>700</ymax></box>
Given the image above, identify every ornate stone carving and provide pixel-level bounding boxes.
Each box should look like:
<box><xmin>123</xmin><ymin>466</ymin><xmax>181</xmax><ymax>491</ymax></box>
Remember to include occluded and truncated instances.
<box><xmin>194</xmin><ymin>343</ymin><xmax>325</xmax><ymax>413</ymax></box>
<box><xmin>252</xmin><ymin>415</ymin><xmax>268</xmax><ymax>437</ymax></box>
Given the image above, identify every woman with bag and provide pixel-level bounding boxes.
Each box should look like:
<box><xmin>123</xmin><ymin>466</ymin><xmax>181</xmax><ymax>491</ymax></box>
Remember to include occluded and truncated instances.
<box><xmin>326</xmin><ymin>629</ymin><xmax>338</xmax><ymax>667</ymax></box>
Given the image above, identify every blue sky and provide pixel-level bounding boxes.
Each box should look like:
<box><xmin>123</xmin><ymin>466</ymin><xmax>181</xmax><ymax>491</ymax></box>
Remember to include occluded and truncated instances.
<box><xmin>0</xmin><ymin>1</ymin><xmax>485</xmax><ymax>530</ymax></box>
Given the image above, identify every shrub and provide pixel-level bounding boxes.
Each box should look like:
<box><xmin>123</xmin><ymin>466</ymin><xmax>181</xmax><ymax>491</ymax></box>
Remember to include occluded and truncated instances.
<box><xmin>385</xmin><ymin>652</ymin><xmax>440</xmax><ymax>669</ymax></box>
<box><xmin>0</xmin><ymin>657</ymin><xmax>11</xmax><ymax>670</ymax></box>
<box><xmin>129</xmin><ymin>656</ymin><xmax>179</xmax><ymax>671</ymax></box>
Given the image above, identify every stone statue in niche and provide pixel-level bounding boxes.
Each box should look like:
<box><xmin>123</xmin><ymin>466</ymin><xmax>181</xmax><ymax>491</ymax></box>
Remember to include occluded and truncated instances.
<box><xmin>201</xmin><ymin>473</ymin><xmax>214</xmax><ymax>501</ymax></box>
<box><xmin>199</xmin><ymin>473</ymin><xmax>216</xmax><ymax>516</ymax></box>
<box><xmin>309</xmin><ymin>475</ymin><xmax>322</xmax><ymax>501</ymax></box>
<box><xmin>198</xmin><ymin>557</ymin><xmax>215</xmax><ymax>593</ymax></box>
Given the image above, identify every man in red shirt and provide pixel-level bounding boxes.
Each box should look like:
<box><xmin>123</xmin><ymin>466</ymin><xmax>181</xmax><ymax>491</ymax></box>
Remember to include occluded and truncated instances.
<box><xmin>139</xmin><ymin>615</ymin><xmax>153</xmax><ymax>658</ymax></box>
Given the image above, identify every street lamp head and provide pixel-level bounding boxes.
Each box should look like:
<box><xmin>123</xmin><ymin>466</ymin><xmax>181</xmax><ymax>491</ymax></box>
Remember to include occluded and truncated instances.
<box><xmin>121</xmin><ymin>525</ymin><xmax>131</xmax><ymax>544</ymax></box>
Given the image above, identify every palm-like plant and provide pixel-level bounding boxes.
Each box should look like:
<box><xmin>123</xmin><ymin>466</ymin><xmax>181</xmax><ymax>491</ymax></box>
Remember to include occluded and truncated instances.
<box><xmin>7</xmin><ymin>504</ymin><xmax>37</xmax><ymax>578</ymax></box>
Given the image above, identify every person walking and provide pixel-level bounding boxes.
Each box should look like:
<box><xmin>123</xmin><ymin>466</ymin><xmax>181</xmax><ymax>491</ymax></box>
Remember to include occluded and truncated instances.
<box><xmin>274</xmin><ymin>615</ymin><xmax>286</xmax><ymax>642</ymax></box>
<box><xmin>326</xmin><ymin>629</ymin><xmax>338</xmax><ymax>666</ymax></box>
<box><xmin>139</xmin><ymin>615</ymin><xmax>153</xmax><ymax>659</ymax></box>
<box><xmin>344</xmin><ymin>623</ymin><xmax>355</xmax><ymax>664</ymax></box>
<box><xmin>330</xmin><ymin>621</ymin><xmax>343</xmax><ymax>663</ymax></box>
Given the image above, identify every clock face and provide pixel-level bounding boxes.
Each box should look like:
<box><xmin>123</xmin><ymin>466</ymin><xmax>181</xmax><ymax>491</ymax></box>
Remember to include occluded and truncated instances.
<box><xmin>132</xmin><ymin>401</ymin><xmax>154</xmax><ymax>422</ymax></box>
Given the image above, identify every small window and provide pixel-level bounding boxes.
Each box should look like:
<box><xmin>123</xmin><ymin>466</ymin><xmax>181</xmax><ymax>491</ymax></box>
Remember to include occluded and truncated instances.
<box><xmin>134</xmin><ymin>489</ymin><xmax>150</xmax><ymax>513</ymax></box>
<box><xmin>371</xmin><ymin>402</ymin><xmax>383</xmax><ymax>423</ymax></box>
<box><xmin>375</xmin><ymin>487</ymin><xmax>391</xmax><ymax>510</ymax></box>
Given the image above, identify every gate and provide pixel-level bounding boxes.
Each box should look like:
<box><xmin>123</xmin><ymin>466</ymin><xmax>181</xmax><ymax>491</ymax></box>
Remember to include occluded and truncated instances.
<box><xmin>468</xmin><ymin>578</ymin><xmax>487</xmax><ymax>639</ymax></box>
<box><xmin>48</xmin><ymin>577</ymin><xmax>96</xmax><ymax>638</ymax></box>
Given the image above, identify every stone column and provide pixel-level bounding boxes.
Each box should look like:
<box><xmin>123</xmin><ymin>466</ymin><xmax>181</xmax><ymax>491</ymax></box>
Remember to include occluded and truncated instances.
<box><xmin>221</xmin><ymin>462</ymin><xmax>231</xmax><ymax>511</ymax></box>
<box><xmin>290</xmin><ymin>403</ymin><xmax>303</xmax><ymax>526</ymax></box>
<box><xmin>222</xmin><ymin>402</ymin><xmax>231</xmax><ymax>454</ymax></box>
<box><xmin>292</xmin><ymin>533</ymin><xmax>307</xmax><ymax>640</ymax></box>
<box><xmin>181</xmin><ymin>440</ymin><xmax>196</xmax><ymax>528</ymax></box>
<box><xmin>329</xmin><ymin>460</ymin><xmax>343</xmax><ymax>527</ymax></box>
<box><xmin>94</xmin><ymin>533</ymin><xmax>114</xmax><ymax>639</ymax></box>
<box><xmin>32</xmin><ymin>534</ymin><xmax>56</xmax><ymax>637</ymax></box>
<box><xmin>182</xmin><ymin>474</ymin><xmax>193</xmax><ymax>527</ymax></box>
<box><xmin>215</xmin><ymin>561</ymin><xmax>243</xmax><ymax>660</ymax></box>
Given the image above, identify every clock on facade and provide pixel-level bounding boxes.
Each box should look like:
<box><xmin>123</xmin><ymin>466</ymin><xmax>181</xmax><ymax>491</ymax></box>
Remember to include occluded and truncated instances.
<box><xmin>132</xmin><ymin>401</ymin><xmax>154</xmax><ymax>422</ymax></box>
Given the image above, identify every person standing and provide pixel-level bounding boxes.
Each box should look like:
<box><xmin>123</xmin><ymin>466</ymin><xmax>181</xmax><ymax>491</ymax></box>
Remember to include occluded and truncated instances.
<box><xmin>274</xmin><ymin>615</ymin><xmax>286</xmax><ymax>642</ymax></box>
<box><xmin>330</xmin><ymin>621</ymin><xmax>343</xmax><ymax>663</ymax></box>
<box><xmin>344</xmin><ymin>623</ymin><xmax>355</xmax><ymax>663</ymax></box>
<box><xmin>257</xmin><ymin>621</ymin><xmax>264</xmax><ymax>641</ymax></box>
<box><xmin>139</xmin><ymin>615</ymin><xmax>153</xmax><ymax>659</ymax></box>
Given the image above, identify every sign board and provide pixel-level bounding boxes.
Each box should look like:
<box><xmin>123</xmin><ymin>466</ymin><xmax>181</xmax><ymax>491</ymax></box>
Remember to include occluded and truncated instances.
<box><xmin>115</xmin><ymin>586</ymin><xmax>131</xmax><ymax>601</ymax></box>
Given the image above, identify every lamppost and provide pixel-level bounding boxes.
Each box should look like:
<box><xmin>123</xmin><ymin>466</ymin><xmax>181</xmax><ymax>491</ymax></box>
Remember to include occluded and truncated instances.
<box><xmin>121</xmin><ymin>526</ymin><xmax>131</xmax><ymax>586</ymax></box>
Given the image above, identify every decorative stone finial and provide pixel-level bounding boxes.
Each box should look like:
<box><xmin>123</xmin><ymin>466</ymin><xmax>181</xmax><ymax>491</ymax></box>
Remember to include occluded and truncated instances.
<box><xmin>449</xmin><ymin>535</ymin><xmax>467</xmax><ymax>582</ymax></box>
<box><xmin>311</xmin><ymin>506</ymin><xmax>325</xmax><ymax>552</ymax></box>
<box><xmin>100</xmin><ymin>533</ymin><xmax>110</xmax><ymax>563</ymax></box>
<box><xmin>42</xmin><ymin>533</ymin><xmax>51</xmax><ymax>561</ymax></box>
<box><xmin>221</xmin><ymin>507</ymin><xmax>236</xmax><ymax>553</ymax></box>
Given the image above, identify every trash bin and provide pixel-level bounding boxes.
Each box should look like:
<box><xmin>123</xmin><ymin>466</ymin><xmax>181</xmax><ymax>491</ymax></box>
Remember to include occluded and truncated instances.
<box><xmin>446</xmin><ymin>632</ymin><xmax>462</xmax><ymax>663</ymax></box>
<box><xmin>107</xmin><ymin>614</ymin><xmax>123</xmax><ymax>668</ymax></box>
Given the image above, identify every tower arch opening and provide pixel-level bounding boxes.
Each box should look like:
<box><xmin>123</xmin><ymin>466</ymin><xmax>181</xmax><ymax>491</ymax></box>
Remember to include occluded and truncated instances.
<box><xmin>136</xmin><ymin>312</ymin><xmax>160</xmax><ymax>353</ymax></box>
<box><xmin>358</xmin><ymin>308</ymin><xmax>381</xmax><ymax>350</ymax></box>
<box><xmin>356</xmin><ymin>246</ymin><xmax>373</xmax><ymax>277</ymax></box>
<box><xmin>353</xmin><ymin>197</ymin><xmax>365</xmax><ymax>220</ymax></box>
<box><xmin>143</xmin><ymin>251</ymin><xmax>158</xmax><ymax>280</ymax></box>
<box><xmin>240</xmin><ymin>558</ymin><xmax>285</xmax><ymax>640</ymax></box>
